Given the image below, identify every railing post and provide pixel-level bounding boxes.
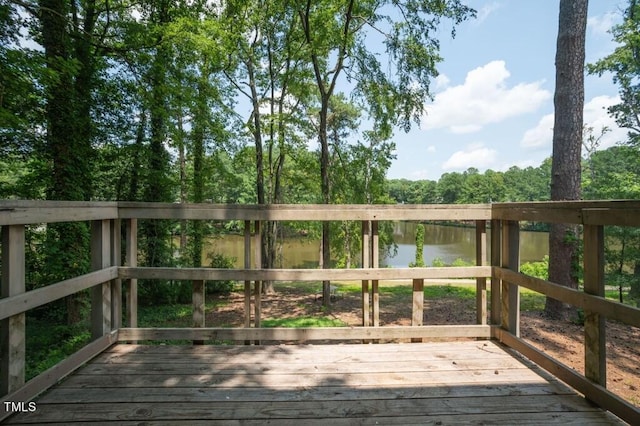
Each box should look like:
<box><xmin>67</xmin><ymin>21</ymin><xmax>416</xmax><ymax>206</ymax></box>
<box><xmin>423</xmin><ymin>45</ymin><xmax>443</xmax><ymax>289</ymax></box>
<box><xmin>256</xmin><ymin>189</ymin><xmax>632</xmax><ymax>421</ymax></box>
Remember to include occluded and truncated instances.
<box><xmin>490</xmin><ymin>219</ymin><xmax>501</xmax><ymax>326</ymax></box>
<box><xmin>372</xmin><ymin>220</ymin><xmax>379</xmax><ymax>328</ymax></box>
<box><xmin>361</xmin><ymin>221</ymin><xmax>370</xmax><ymax>327</ymax></box>
<box><xmin>111</xmin><ymin>219</ymin><xmax>122</xmax><ymax>330</ymax></box>
<box><xmin>476</xmin><ymin>220</ymin><xmax>487</xmax><ymax>325</ymax></box>
<box><xmin>192</xmin><ymin>280</ymin><xmax>205</xmax><ymax>345</ymax></box>
<box><xmin>91</xmin><ymin>220</ymin><xmax>112</xmax><ymax>340</ymax></box>
<box><xmin>500</xmin><ymin>220</ymin><xmax>520</xmax><ymax>336</ymax></box>
<box><xmin>411</xmin><ymin>278</ymin><xmax>424</xmax><ymax>343</ymax></box>
<box><xmin>243</xmin><ymin>220</ymin><xmax>252</xmax><ymax>335</ymax></box>
<box><xmin>125</xmin><ymin>218</ymin><xmax>137</xmax><ymax>330</ymax></box>
<box><xmin>1</xmin><ymin>225</ymin><xmax>26</xmax><ymax>395</ymax></box>
<box><xmin>253</xmin><ymin>220</ymin><xmax>261</xmax><ymax>343</ymax></box>
<box><xmin>584</xmin><ymin>224</ymin><xmax>606</xmax><ymax>387</ymax></box>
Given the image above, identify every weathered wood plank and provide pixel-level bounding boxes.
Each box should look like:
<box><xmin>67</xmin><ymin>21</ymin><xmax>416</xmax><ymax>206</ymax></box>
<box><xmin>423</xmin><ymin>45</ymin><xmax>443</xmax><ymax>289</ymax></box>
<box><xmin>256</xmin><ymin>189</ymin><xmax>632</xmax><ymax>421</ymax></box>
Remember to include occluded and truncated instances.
<box><xmin>37</xmin><ymin>381</ymin><xmax>575</xmax><ymax>404</ymax></box>
<box><xmin>491</xmin><ymin>200</ymin><xmax>640</xmax><ymax>224</ymax></box>
<box><xmin>117</xmin><ymin>325</ymin><xmax>491</xmax><ymax>342</ymax></box>
<box><xmin>490</xmin><ymin>219</ymin><xmax>502</xmax><ymax>326</ymax></box>
<box><xmin>0</xmin><ymin>201</ymin><xmax>118</xmax><ymax>226</ymax></box>
<box><xmin>411</xmin><ymin>279</ymin><xmax>424</xmax><ymax>343</ymax></box>
<box><xmin>1</xmin><ymin>225</ymin><xmax>26</xmax><ymax>396</ymax></box>
<box><xmin>500</xmin><ymin>221</ymin><xmax>520</xmax><ymax>336</ymax></box>
<box><xmin>495</xmin><ymin>328</ymin><xmax>640</xmax><ymax>425</ymax></box>
<box><xmin>55</xmin><ymin>367</ymin><xmax>550</xmax><ymax>389</ymax></box>
<box><xmin>475</xmin><ymin>220</ymin><xmax>487</xmax><ymax>325</ymax></box>
<box><xmin>118</xmin><ymin>266</ymin><xmax>492</xmax><ymax>282</ymax></box>
<box><xmin>125</xmin><ymin>219</ymin><xmax>137</xmax><ymax>330</ymax></box>
<box><xmin>5</xmin><ymin>341</ymin><xmax>624</xmax><ymax>425</ymax></box>
<box><xmin>0</xmin><ymin>268</ymin><xmax>119</xmax><ymax>321</ymax></box>
<box><xmin>74</xmin><ymin>357</ymin><xmax>532</xmax><ymax>376</ymax></box>
<box><xmin>583</xmin><ymin>224</ymin><xmax>606</xmax><ymax>388</ymax></box>
<box><xmin>116</xmin><ymin>202</ymin><xmax>492</xmax><ymax>221</ymax></box>
<box><xmin>5</xmin><ymin>412</ymin><xmax>624</xmax><ymax>426</ymax></box>
<box><xmin>91</xmin><ymin>220</ymin><xmax>112</xmax><ymax>340</ymax></box>
<box><xmin>495</xmin><ymin>268</ymin><xmax>640</xmax><ymax>328</ymax></box>
<box><xmin>100</xmin><ymin>339</ymin><xmax>509</xmax><ymax>356</ymax></box>
<box><xmin>5</xmin><ymin>394</ymin><xmax>607</xmax><ymax>423</ymax></box>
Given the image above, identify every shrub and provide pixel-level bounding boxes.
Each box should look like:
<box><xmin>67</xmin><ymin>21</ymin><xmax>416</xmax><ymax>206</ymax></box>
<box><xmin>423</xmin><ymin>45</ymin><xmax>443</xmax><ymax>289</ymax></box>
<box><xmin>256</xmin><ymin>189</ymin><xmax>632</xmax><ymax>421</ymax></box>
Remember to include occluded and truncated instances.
<box><xmin>520</xmin><ymin>256</ymin><xmax>549</xmax><ymax>280</ymax></box>
<box><xmin>206</xmin><ymin>252</ymin><xmax>236</xmax><ymax>294</ymax></box>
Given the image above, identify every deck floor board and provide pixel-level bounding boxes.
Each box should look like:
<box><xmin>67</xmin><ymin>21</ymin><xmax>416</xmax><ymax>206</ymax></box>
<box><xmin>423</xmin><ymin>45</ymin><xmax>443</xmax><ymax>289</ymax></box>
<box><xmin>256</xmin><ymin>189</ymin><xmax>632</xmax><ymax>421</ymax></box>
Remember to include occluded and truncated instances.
<box><xmin>4</xmin><ymin>341</ymin><xmax>625</xmax><ymax>424</ymax></box>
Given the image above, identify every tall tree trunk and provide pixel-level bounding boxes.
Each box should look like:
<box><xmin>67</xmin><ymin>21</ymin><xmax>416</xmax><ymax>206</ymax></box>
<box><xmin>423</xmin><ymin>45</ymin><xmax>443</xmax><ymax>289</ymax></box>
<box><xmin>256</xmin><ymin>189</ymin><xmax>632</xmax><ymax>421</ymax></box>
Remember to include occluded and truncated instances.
<box><xmin>191</xmin><ymin>74</ymin><xmax>207</xmax><ymax>268</ymax></box>
<box><xmin>40</xmin><ymin>0</ymin><xmax>91</xmax><ymax>325</ymax></box>
<box><xmin>141</xmin><ymin>1</ymin><xmax>172</xmax><ymax>271</ymax></box>
<box><xmin>545</xmin><ymin>0</ymin><xmax>588</xmax><ymax>320</ymax></box>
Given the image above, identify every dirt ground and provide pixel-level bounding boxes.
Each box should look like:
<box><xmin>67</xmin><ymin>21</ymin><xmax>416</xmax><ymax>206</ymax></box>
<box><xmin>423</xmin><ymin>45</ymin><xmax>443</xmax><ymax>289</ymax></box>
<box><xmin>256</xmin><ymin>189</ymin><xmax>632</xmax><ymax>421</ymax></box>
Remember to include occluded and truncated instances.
<box><xmin>206</xmin><ymin>284</ymin><xmax>640</xmax><ymax>408</ymax></box>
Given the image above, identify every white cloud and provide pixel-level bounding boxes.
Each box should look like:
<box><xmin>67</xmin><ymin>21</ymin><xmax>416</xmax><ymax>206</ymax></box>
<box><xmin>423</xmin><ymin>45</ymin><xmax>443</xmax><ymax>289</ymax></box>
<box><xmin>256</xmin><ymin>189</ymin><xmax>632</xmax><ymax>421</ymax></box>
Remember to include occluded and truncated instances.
<box><xmin>521</xmin><ymin>113</ymin><xmax>554</xmax><ymax>149</ymax></box>
<box><xmin>423</xmin><ymin>61</ymin><xmax>551</xmax><ymax>134</ymax></box>
<box><xmin>584</xmin><ymin>95</ymin><xmax>626</xmax><ymax>148</ymax></box>
<box><xmin>587</xmin><ymin>11</ymin><xmax>619</xmax><ymax>37</ymax></box>
<box><xmin>475</xmin><ymin>2</ymin><xmax>502</xmax><ymax>25</ymax></box>
<box><xmin>427</xmin><ymin>145</ymin><xmax>437</xmax><ymax>153</ymax></box>
<box><xmin>442</xmin><ymin>143</ymin><xmax>497</xmax><ymax>171</ymax></box>
<box><xmin>520</xmin><ymin>95</ymin><xmax>626</xmax><ymax>150</ymax></box>
<box><xmin>434</xmin><ymin>74</ymin><xmax>450</xmax><ymax>91</ymax></box>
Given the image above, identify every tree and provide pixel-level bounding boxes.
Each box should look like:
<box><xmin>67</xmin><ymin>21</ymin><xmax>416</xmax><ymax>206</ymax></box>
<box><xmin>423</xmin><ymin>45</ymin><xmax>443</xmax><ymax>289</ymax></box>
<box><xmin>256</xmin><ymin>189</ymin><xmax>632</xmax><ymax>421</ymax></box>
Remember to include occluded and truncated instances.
<box><xmin>588</xmin><ymin>1</ymin><xmax>640</xmax><ymax>146</ymax></box>
<box><xmin>546</xmin><ymin>0</ymin><xmax>588</xmax><ymax>320</ymax></box>
<box><xmin>297</xmin><ymin>0</ymin><xmax>475</xmax><ymax>304</ymax></box>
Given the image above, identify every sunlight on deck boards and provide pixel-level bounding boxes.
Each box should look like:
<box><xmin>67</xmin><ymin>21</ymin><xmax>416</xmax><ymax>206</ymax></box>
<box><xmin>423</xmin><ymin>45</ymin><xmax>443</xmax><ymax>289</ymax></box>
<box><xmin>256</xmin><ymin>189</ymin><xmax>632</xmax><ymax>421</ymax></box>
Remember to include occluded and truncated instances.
<box><xmin>4</xmin><ymin>341</ymin><xmax>624</xmax><ymax>425</ymax></box>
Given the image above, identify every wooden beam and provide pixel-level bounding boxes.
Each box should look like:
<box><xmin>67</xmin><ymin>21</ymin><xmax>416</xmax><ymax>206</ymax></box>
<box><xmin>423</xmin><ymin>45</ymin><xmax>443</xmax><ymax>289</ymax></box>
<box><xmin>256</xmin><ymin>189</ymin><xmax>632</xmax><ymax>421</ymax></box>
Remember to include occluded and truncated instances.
<box><xmin>500</xmin><ymin>221</ymin><xmax>520</xmax><ymax>336</ymax></box>
<box><xmin>1</xmin><ymin>225</ymin><xmax>26</xmax><ymax>396</ymax></box>
<box><xmin>125</xmin><ymin>219</ymin><xmax>137</xmax><ymax>329</ymax></box>
<box><xmin>476</xmin><ymin>220</ymin><xmax>487</xmax><ymax>325</ymax></box>
<box><xmin>91</xmin><ymin>220</ymin><xmax>112</xmax><ymax>340</ymax></box>
<box><xmin>253</xmin><ymin>221</ymin><xmax>261</xmax><ymax>336</ymax></box>
<box><xmin>494</xmin><ymin>268</ymin><xmax>640</xmax><ymax>328</ymax></box>
<box><xmin>119</xmin><ymin>266</ymin><xmax>492</xmax><ymax>282</ymax></box>
<box><xmin>192</xmin><ymin>280</ymin><xmax>205</xmax><ymax>345</ymax></box>
<box><xmin>372</xmin><ymin>221</ymin><xmax>379</xmax><ymax>328</ymax></box>
<box><xmin>495</xmin><ymin>328</ymin><xmax>640</xmax><ymax>425</ymax></box>
<box><xmin>412</xmin><ymin>279</ymin><xmax>424</xmax><ymax>343</ymax></box>
<box><xmin>110</xmin><ymin>219</ymin><xmax>122</xmax><ymax>330</ymax></box>
<box><xmin>0</xmin><ymin>268</ymin><xmax>119</xmax><ymax>321</ymax></box>
<box><xmin>116</xmin><ymin>202</ymin><xmax>492</xmax><ymax>222</ymax></box>
<box><xmin>117</xmin><ymin>325</ymin><xmax>492</xmax><ymax>342</ymax></box>
<box><xmin>583</xmin><ymin>224</ymin><xmax>606</xmax><ymax>387</ymax></box>
<box><xmin>361</xmin><ymin>221</ymin><xmax>370</xmax><ymax>327</ymax></box>
<box><xmin>0</xmin><ymin>200</ymin><xmax>118</xmax><ymax>226</ymax></box>
<box><xmin>243</xmin><ymin>221</ymin><xmax>251</xmax><ymax>330</ymax></box>
<box><xmin>490</xmin><ymin>220</ymin><xmax>501</xmax><ymax>325</ymax></box>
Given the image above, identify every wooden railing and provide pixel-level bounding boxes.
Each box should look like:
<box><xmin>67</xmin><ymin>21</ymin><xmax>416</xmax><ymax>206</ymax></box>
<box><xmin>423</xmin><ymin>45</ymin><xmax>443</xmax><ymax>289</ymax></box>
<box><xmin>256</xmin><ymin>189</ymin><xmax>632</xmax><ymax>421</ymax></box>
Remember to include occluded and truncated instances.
<box><xmin>1</xmin><ymin>200</ymin><xmax>640</xmax><ymax>423</ymax></box>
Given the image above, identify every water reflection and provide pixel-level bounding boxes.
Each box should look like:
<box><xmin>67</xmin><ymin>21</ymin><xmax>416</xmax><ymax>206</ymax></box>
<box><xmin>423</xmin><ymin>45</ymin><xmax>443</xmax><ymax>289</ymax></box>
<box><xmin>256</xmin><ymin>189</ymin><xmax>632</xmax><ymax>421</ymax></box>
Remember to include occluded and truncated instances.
<box><xmin>201</xmin><ymin>222</ymin><xmax>549</xmax><ymax>269</ymax></box>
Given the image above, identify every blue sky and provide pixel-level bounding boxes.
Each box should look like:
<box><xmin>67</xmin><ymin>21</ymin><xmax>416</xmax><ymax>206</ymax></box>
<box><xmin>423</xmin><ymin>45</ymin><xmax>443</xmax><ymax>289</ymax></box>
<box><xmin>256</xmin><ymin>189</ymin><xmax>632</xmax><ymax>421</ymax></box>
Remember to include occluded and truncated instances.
<box><xmin>386</xmin><ymin>0</ymin><xmax>628</xmax><ymax>181</ymax></box>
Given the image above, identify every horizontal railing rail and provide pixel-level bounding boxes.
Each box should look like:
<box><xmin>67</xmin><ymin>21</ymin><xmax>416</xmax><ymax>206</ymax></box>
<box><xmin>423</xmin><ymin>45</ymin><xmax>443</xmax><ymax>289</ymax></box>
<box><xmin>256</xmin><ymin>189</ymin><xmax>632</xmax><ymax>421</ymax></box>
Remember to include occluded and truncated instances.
<box><xmin>2</xmin><ymin>200</ymin><xmax>640</xmax><ymax>423</ymax></box>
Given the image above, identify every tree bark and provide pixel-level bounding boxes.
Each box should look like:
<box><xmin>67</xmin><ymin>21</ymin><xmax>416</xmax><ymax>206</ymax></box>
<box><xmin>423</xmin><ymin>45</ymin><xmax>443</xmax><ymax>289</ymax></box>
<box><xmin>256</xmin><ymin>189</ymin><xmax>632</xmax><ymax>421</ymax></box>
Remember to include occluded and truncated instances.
<box><xmin>546</xmin><ymin>0</ymin><xmax>588</xmax><ymax>320</ymax></box>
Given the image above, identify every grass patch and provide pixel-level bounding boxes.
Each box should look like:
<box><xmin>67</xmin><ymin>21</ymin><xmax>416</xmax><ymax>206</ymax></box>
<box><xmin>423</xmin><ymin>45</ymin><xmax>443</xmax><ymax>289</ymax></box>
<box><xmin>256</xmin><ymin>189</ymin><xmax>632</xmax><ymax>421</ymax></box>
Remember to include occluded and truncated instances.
<box><xmin>262</xmin><ymin>317</ymin><xmax>347</xmax><ymax>328</ymax></box>
<box><xmin>520</xmin><ymin>289</ymin><xmax>545</xmax><ymax>311</ymax></box>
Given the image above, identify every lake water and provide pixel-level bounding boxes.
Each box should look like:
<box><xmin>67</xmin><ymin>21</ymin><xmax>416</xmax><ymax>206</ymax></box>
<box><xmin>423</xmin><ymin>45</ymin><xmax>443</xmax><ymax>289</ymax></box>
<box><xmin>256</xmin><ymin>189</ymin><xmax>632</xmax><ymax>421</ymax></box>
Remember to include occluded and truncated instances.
<box><xmin>202</xmin><ymin>222</ymin><xmax>549</xmax><ymax>269</ymax></box>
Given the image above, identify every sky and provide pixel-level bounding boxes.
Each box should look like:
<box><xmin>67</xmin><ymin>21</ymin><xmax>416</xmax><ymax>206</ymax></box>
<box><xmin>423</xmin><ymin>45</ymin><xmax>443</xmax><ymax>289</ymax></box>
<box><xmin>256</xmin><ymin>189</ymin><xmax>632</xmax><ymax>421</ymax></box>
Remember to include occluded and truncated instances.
<box><xmin>386</xmin><ymin>0</ymin><xmax>628</xmax><ymax>181</ymax></box>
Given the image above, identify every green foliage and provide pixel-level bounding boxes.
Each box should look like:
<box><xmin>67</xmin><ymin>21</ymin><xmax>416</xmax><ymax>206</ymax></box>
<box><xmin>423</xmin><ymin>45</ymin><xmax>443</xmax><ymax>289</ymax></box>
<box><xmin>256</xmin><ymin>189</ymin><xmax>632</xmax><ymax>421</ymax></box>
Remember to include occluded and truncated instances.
<box><xmin>520</xmin><ymin>256</ymin><xmax>550</xmax><ymax>280</ymax></box>
<box><xmin>588</xmin><ymin>2</ymin><xmax>640</xmax><ymax>146</ymax></box>
<box><xmin>409</xmin><ymin>224</ymin><xmax>425</xmax><ymax>267</ymax></box>
<box><xmin>387</xmin><ymin>160</ymin><xmax>552</xmax><ymax>205</ymax></box>
<box><xmin>206</xmin><ymin>252</ymin><xmax>237</xmax><ymax>294</ymax></box>
<box><xmin>26</xmin><ymin>320</ymin><xmax>91</xmax><ymax>380</ymax></box>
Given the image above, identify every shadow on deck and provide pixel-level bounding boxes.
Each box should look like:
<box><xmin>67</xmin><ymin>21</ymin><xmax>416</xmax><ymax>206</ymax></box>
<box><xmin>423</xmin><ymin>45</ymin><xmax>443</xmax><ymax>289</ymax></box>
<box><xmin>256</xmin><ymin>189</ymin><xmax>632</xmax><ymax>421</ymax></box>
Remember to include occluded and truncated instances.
<box><xmin>3</xmin><ymin>341</ymin><xmax>625</xmax><ymax>425</ymax></box>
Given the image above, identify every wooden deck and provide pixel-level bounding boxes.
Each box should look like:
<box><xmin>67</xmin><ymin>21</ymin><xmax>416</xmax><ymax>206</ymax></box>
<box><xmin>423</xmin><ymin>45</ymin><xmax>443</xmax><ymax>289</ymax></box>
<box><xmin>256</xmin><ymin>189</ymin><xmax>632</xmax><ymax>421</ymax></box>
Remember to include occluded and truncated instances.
<box><xmin>3</xmin><ymin>341</ymin><xmax>624</xmax><ymax>425</ymax></box>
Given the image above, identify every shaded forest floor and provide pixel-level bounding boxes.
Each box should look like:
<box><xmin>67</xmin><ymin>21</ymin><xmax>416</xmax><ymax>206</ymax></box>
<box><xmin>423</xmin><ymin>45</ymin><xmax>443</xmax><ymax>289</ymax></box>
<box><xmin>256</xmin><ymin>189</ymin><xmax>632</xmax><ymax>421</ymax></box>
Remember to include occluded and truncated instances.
<box><xmin>203</xmin><ymin>281</ymin><xmax>640</xmax><ymax>408</ymax></box>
